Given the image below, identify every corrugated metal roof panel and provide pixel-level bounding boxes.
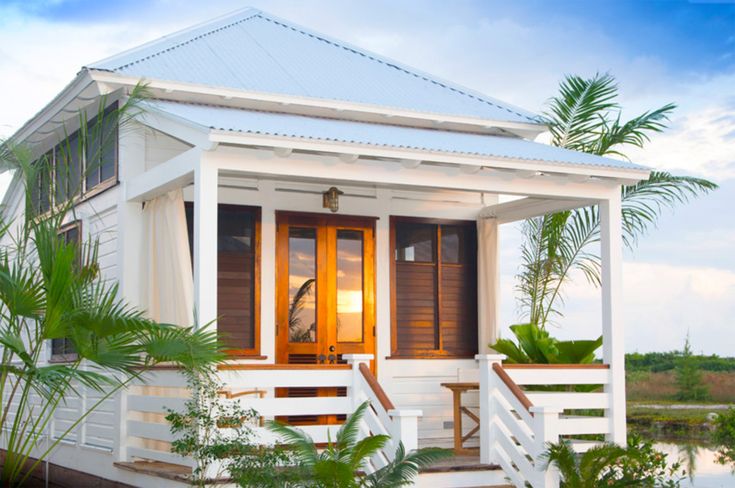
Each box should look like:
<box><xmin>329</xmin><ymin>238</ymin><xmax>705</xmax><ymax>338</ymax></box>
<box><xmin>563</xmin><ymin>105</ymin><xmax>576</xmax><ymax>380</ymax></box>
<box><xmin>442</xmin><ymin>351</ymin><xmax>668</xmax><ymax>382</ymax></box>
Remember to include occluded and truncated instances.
<box><xmin>148</xmin><ymin>100</ymin><xmax>647</xmax><ymax>172</ymax></box>
<box><xmin>89</xmin><ymin>8</ymin><xmax>539</xmax><ymax>124</ymax></box>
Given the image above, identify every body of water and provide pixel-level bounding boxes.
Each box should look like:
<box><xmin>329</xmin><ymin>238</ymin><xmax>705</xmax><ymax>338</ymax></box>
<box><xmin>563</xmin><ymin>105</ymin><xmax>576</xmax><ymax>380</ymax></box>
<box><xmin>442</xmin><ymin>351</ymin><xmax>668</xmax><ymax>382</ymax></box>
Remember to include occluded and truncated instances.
<box><xmin>656</xmin><ymin>443</ymin><xmax>735</xmax><ymax>487</ymax></box>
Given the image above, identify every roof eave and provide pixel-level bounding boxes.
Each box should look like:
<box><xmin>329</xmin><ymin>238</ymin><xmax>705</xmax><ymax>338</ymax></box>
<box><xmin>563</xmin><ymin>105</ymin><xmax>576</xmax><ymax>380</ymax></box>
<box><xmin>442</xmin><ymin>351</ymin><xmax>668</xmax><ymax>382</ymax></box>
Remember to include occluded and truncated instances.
<box><xmin>89</xmin><ymin>70</ymin><xmax>547</xmax><ymax>139</ymax></box>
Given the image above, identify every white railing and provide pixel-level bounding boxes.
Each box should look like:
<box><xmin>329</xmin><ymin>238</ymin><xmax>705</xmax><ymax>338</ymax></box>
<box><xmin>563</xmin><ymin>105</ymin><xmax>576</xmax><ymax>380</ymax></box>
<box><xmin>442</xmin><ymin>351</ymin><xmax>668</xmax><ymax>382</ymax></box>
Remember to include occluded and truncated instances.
<box><xmin>120</xmin><ymin>354</ymin><xmax>421</xmax><ymax>476</ymax></box>
<box><xmin>477</xmin><ymin>355</ymin><xmax>612</xmax><ymax>488</ymax></box>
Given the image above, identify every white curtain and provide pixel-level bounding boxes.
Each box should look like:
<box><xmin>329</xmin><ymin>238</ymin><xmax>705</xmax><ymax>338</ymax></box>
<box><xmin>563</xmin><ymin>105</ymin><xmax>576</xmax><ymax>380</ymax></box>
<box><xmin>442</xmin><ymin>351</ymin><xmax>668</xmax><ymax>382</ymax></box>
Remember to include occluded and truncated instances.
<box><xmin>477</xmin><ymin>216</ymin><xmax>499</xmax><ymax>352</ymax></box>
<box><xmin>142</xmin><ymin>189</ymin><xmax>194</xmax><ymax>326</ymax></box>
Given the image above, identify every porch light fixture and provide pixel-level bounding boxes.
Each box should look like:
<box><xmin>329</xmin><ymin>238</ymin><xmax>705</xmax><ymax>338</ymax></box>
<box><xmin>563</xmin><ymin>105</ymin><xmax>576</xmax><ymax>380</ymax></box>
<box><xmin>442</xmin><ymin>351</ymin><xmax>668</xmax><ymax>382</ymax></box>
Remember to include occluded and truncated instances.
<box><xmin>322</xmin><ymin>186</ymin><xmax>344</xmax><ymax>213</ymax></box>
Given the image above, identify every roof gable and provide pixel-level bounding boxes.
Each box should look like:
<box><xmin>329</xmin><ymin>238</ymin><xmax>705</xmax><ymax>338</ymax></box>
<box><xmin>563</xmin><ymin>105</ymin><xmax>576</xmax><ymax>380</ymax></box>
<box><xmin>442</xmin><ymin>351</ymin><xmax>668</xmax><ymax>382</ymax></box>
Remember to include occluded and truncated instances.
<box><xmin>88</xmin><ymin>8</ymin><xmax>538</xmax><ymax>124</ymax></box>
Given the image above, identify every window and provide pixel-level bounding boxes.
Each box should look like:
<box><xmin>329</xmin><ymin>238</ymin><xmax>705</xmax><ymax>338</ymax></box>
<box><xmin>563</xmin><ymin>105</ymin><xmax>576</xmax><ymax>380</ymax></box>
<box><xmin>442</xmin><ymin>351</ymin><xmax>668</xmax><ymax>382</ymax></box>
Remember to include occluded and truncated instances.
<box><xmin>390</xmin><ymin>217</ymin><xmax>478</xmax><ymax>358</ymax></box>
<box><xmin>50</xmin><ymin>221</ymin><xmax>81</xmax><ymax>362</ymax></box>
<box><xmin>185</xmin><ymin>204</ymin><xmax>261</xmax><ymax>356</ymax></box>
<box><xmin>29</xmin><ymin>103</ymin><xmax>118</xmax><ymax>218</ymax></box>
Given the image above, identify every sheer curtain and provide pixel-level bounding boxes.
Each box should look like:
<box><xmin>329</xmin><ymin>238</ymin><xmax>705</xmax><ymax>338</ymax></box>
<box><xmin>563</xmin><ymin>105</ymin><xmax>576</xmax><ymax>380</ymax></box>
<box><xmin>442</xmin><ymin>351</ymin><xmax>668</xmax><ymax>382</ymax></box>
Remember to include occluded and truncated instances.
<box><xmin>477</xmin><ymin>216</ymin><xmax>499</xmax><ymax>352</ymax></box>
<box><xmin>142</xmin><ymin>189</ymin><xmax>194</xmax><ymax>326</ymax></box>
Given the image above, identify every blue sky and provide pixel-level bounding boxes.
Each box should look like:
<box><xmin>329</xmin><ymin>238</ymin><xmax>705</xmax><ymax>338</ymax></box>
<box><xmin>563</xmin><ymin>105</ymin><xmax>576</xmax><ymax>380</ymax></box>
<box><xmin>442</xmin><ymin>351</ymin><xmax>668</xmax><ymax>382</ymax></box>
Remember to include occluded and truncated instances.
<box><xmin>0</xmin><ymin>0</ymin><xmax>733</xmax><ymax>355</ymax></box>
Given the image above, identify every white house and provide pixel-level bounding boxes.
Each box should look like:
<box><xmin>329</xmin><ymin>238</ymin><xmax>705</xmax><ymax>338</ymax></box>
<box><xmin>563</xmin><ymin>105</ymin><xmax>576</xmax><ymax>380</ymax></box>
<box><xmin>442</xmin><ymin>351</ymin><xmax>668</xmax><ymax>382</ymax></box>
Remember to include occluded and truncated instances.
<box><xmin>1</xmin><ymin>8</ymin><xmax>646</xmax><ymax>488</ymax></box>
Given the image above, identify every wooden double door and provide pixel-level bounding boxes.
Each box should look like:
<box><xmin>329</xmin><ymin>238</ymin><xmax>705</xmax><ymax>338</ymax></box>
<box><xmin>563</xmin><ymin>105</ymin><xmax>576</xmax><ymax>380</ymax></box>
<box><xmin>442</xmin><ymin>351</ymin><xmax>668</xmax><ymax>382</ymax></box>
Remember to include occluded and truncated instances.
<box><xmin>276</xmin><ymin>212</ymin><xmax>376</xmax><ymax>371</ymax></box>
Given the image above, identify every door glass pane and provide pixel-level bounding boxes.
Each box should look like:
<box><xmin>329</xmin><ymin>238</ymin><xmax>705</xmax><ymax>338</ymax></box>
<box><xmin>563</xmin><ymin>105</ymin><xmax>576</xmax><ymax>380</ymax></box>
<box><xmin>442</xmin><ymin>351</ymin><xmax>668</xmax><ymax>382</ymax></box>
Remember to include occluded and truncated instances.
<box><xmin>337</xmin><ymin>230</ymin><xmax>364</xmax><ymax>343</ymax></box>
<box><xmin>289</xmin><ymin>228</ymin><xmax>317</xmax><ymax>343</ymax></box>
<box><xmin>395</xmin><ymin>222</ymin><xmax>435</xmax><ymax>262</ymax></box>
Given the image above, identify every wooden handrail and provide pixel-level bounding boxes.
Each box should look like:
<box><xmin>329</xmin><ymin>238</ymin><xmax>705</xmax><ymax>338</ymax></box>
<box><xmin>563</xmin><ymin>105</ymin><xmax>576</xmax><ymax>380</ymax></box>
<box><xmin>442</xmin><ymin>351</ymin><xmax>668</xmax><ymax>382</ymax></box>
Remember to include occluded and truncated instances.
<box><xmin>492</xmin><ymin>363</ymin><xmax>534</xmax><ymax>413</ymax></box>
<box><xmin>503</xmin><ymin>363</ymin><xmax>609</xmax><ymax>369</ymax></box>
<box><xmin>217</xmin><ymin>364</ymin><xmax>351</xmax><ymax>371</ymax></box>
<box><xmin>358</xmin><ymin>363</ymin><xmax>395</xmax><ymax>411</ymax></box>
<box><xmin>218</xmin><ymin>388</ymin><xmax>266</xmax><ymax>399</ymax></box>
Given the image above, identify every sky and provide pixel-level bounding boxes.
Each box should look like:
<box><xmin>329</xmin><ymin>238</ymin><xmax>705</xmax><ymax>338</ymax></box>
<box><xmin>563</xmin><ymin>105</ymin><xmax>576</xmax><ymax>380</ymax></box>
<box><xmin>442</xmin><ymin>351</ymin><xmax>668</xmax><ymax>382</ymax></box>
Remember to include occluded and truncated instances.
<box><xmin>0</xmin><ymin>0</ymin><xmax>733</xmax><ymax>355</ymax></box>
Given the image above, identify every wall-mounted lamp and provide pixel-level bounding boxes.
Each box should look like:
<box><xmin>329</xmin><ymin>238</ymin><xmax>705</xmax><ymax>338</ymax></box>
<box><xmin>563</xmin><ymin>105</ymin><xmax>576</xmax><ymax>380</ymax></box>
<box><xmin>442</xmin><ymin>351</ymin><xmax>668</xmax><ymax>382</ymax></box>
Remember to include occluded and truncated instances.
<box><xmin>322</xmin><ymin>186</ymin><xmax>344</xmax><ymax>213</ymax></box>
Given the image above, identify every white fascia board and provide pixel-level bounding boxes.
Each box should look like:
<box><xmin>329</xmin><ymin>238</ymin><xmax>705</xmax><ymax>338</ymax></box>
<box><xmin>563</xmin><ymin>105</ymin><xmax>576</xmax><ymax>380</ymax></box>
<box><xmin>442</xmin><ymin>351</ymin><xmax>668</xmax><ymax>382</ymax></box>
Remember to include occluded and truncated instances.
<box><xmin>204</xmin><ymin>147</ymin><xmax>623</xmax><ymax>201</ymax></box>
<box><xmin>126</xmin><ymin>147</ymin><xmax>201</xmax><ymax>202</ymax></box>
<box><xmin>135</xmin><ymin>107</ymin><xmax>215</xmax><ymax>150</ymax></box>
<box><xmin>207</xmin><ymin>129</ymin><xmax>651</xmax><ymax>183</ymax></box>
<box><xmin>88</xmin><ymin>71</ymin><xmax>547</xmax><ymax>138</ymax></box>
<box><xmin>10</xmin><ymin>71</ymin><xmax>98</xmax><ymax>147</ymax></box>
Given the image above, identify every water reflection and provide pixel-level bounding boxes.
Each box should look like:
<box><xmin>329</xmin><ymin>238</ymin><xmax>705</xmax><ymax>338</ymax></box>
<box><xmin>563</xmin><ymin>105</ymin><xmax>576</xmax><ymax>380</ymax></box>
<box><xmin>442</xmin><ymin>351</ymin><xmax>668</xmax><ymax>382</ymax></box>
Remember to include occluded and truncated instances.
<box><xmin>656</xmin><ymin>442</ymin><xmax>734</xmax><ymax>488</ymax></box>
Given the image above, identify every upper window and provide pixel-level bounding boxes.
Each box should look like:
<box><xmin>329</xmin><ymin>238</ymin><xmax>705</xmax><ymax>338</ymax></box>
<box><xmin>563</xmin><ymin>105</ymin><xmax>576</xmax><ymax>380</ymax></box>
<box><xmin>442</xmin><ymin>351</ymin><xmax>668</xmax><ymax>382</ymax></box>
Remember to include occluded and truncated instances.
<box><xmin>391</xmin><ymin>218</ymin><xmax>478</xmax><ymax>358</ymax></box>
<box><xmin>29</xmin><ymin>104</ymin><xmax>118</xmax><ymax>217</ymax></box>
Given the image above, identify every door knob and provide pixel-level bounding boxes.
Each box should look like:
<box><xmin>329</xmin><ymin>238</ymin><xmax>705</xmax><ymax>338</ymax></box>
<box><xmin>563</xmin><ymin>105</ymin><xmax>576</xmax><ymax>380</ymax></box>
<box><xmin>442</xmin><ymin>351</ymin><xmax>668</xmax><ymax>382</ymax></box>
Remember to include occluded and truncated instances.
<box><xmin>318</xmin><ymin>354</ymin><xmax>327</xmax><ymax>363</ymax></box>
<box><xmin>328</xmin><ymin>354</ymin><xmax>336</xmax><ymax>364</ymax></box>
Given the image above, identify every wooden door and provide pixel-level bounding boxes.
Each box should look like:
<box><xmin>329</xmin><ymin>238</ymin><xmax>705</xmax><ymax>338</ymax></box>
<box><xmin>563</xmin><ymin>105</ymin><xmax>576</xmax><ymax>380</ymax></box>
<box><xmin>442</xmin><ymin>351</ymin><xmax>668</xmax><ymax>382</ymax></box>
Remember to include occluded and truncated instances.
<box><xmin>276</xmin><ymin>212</ymin><xmax>376</xmax><ymax>370</ymax></box>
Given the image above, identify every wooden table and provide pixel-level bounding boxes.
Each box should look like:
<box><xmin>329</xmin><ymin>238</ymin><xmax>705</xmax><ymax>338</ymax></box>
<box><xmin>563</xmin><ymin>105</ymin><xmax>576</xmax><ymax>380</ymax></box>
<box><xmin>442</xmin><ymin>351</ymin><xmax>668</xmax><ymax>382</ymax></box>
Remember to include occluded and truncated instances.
<box><xmin>440</xmin><ymin>382</ymin><xmax>480</xmax><ymax>454</ymax></box>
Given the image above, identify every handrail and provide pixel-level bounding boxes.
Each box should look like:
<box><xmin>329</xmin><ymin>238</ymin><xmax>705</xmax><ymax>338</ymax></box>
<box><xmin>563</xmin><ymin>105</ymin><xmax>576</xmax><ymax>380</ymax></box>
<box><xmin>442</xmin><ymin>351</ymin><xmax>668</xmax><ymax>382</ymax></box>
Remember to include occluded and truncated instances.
<box><xmin>358</xmin><ymin>363</ymin><xmax>395</xmax><ymax>411</ymax></box>
<box><xmin>217</xmin><ymin>363</ymin><xmax>352</xmax><ymax>370</ymax></box>
<box><xmin>503</xmin><ymin>363</ymin><xmax>609</xmax><ymax>369</ymax></box>
<box><xmin>492</xmin><ymin>363</ymin><xmax>533</xmax><ymax>413</ymax></box>
<box><xmin>218</xmin><ymin>388</ymin><xmax>266</xmax><ymax>399</ymax></box>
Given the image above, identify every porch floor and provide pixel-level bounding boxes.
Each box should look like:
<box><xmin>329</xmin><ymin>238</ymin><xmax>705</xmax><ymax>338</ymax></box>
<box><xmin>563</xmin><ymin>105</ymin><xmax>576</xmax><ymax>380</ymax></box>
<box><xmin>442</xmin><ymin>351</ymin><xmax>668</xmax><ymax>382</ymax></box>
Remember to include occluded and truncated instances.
<box><xmin>419</xmin><ymin>450</ymin><xmax>500</xmax><ymax>473</ymax></box>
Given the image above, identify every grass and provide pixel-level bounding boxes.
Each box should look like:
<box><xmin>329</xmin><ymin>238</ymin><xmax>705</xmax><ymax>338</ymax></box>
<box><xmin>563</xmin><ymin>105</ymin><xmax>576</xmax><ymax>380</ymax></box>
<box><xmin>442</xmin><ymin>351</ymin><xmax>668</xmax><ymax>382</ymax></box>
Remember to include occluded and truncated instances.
<box><xmin>627</xmin><ymin>370</ymin><xmax>735</xmax><ymax>404</ymax></box>
<box><xmin>627</xmin><ymin>405</ymin><xmax>716</xmax><ymax>442</ymax></box>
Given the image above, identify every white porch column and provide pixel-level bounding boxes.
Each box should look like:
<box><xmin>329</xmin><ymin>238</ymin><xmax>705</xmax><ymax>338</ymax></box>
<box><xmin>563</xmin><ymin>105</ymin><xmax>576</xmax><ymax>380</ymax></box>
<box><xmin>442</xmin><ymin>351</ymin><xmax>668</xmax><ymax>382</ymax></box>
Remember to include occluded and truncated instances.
<box><xmin>477</xmin><ymin>217</ymin><xmax>500</xmax><ymax>352</ymax></box>
<box><xmin>600</xmin><ymin>191</ymin><xmax>626</xmax><ymax>445</ymax></box>
<box><xmin>193</xmin><ymin>160</ymin><xmax>218</xmax><ymax>330</ymax></box>
<box><xmin>476</xmin><ymin>354</ymin><xmax>505</xmax><ymax>464</ymax></box>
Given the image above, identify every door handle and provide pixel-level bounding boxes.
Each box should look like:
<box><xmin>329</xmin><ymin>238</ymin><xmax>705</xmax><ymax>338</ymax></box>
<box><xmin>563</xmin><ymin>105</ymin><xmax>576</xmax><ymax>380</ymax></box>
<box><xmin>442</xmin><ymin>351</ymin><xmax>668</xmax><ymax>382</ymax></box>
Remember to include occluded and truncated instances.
<box><xmin>318</xmin><ymin>354</ymin><xmax>327</xmax><ymax>363</ymax></box>
<box><xmin>328</xmin><ymin>354</ymin><xmax>336</xmax><ymax>364</ymax></box>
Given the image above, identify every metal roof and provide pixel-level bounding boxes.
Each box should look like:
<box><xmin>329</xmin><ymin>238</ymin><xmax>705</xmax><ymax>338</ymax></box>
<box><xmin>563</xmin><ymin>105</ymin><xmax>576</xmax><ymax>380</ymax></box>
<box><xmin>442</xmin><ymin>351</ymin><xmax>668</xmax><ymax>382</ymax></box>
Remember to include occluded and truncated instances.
<box><xmin>88</xmin><ymin>8</ymin><xmax>539</xmax><ymax>125</ymax></box>
<box><xmin>148</xmin><ymin>100</ymin><xmax>648</xmax><ymax>172</ymax></box>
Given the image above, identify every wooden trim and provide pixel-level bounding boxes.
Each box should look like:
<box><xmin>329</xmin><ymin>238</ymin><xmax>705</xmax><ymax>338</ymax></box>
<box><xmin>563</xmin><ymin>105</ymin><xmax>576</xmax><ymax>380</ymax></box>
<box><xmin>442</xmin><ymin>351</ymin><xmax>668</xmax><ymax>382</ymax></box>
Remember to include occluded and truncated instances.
<box><xmin>389</xmin><ymin>215</ymin><xmax>476</xmax><ymax>226</ymax></box>
<box><xmin>275</xmin><ymin>210</ymin><xmax>379</xmax><ymax>222</ymax></box>
<box><xmin>217</xmin><ymin>363</ymin><xmax>351</xmax><ymax>371</ymax></box>
<box><xmin>358</xmin><ymin>363</ymin><xmax>394</xmax><ymax>411</ymax></box>
<box><xmin>222</xmin><ymin>354</ymin><xmax>268</xmax><ymax>360</ymax></box>
<box><xmin>492</xmin><ymin>363</ymin><xmax>533</xmax><ymax>413</ymax></box>
<box><xmin>385</xmin><ymin>354</ymin><xmax>476</xmax><ymax>360</ymax></box>
<box><xmin>503</xmin><ymin>363</ymin><xmax>610</xmax><ymax>369</ymax></box>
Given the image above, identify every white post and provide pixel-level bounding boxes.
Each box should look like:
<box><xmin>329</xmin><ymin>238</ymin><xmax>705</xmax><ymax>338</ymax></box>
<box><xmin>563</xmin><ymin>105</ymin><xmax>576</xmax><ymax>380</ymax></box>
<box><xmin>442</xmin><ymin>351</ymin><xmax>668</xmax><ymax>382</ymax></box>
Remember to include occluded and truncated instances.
<box><xmin>475</xmin><ymin>354</ymin><xmax>505</xmax><ymax>465</ymax></box>
<box><xmin>387</xmin><ymin>409</ymin><xmax>422</xmax><ymax>452</ymax></box>
<box><xmin>193</xmin><ymin>160</ymin><xmax>218</xmax><ymax>330</ymax></box>
<box><xmin>600</xmin><ymin>192</ymin><xmax>626</xmax><ymax>445</ymax></box>
<box><xmin>530</xmin><ymin>405</ymin><xmax>561</xmax><ymax>488</ymax></box>
<box><xmin>344</xmin><ymin>354</ymin><xmax>374</xmax><ymax>410</ymax></box>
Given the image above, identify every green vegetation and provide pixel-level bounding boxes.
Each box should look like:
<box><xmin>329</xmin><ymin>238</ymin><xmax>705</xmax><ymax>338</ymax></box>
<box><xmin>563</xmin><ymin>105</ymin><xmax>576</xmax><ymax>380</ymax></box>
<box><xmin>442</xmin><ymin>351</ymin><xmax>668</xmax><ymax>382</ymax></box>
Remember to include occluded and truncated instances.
<box><xmin>543</xmin><ymin>435</ymin><xmax>685</xmax><ymax>487</ymax></box>
<box><xmin>492</xmin><ymin>322</ymin><xmax>602</xmax><ymax>364</ymax></box>
<box><xmin>626</xmin><ymin>351</ymin><xmax>735</xmax><ymax>374</ymax></box>
<box><xmin>675</xmin><ymin>336</ymin><xmax>709</xmax><ymax>402</ymax></box>
<box><xmin>713</xmin><ymin>408</ymin><xmax>735</xmax><ymax>468</ymax></box>
<box><xmin>514</xmin><ymin>73</ymin><xmax>716</xmax><ymax>331</ymax></box>
<box><xmin>0</xmin><ymin>87</ymin><xmax>223</xmax><ymax>486</ymax></box>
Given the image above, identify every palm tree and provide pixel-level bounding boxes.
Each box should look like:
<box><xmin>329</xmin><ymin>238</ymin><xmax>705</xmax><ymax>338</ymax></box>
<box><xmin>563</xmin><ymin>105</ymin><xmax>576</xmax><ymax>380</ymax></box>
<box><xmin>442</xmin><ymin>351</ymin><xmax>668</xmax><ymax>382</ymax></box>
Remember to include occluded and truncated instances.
<box><xmin>0</xmin><ymin>88</ymin><xmax>224</xmax><ymax>485</ymax></box>
<box><xmin>268</xmin><ymin>401</ymin><xmax>449</xmax><ymax>487</ymax></box>
<box><xmin>517</xmin><ymin>73</ymin><xmax>717</xmax><ymax>328</ymax></box>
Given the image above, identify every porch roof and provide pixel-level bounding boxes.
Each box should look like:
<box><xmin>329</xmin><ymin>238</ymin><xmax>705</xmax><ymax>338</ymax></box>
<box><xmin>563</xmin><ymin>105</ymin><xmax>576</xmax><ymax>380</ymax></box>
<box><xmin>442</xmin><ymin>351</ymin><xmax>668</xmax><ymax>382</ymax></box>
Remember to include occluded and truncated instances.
<box><xmin>146</xmin><ymin>100</ymin><xmax>649</xmax><ymax>173</ymax></box>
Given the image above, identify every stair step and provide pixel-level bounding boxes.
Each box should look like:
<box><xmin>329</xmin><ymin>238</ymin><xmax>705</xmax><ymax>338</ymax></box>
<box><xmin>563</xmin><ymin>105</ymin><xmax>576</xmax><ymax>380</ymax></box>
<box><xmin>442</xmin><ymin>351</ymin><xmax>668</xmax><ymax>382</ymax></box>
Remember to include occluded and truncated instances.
<box><xmin>114</xmin><ymin>461</ymin><xmax>191</xmax><ymax>483</ymax></box>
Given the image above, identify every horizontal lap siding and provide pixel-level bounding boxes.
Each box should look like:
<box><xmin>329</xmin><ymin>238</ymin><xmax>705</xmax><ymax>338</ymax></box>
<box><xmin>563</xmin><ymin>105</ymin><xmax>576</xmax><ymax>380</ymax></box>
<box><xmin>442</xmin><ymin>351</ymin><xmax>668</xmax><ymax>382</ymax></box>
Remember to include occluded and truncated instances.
<box><xmin>395</xmin><ymin>263</ymin><xmax>437</xmax><ymax>352</ymax></box>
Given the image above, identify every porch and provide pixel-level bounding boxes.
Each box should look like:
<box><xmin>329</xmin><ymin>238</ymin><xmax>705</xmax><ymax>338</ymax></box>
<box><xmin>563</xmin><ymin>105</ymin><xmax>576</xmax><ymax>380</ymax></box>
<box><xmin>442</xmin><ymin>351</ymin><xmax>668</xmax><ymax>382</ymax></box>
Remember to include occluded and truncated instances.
<box><xmin>112</xmin><ymin>99</ymin><xmax>635</xmax><ymax>486</ymax></box>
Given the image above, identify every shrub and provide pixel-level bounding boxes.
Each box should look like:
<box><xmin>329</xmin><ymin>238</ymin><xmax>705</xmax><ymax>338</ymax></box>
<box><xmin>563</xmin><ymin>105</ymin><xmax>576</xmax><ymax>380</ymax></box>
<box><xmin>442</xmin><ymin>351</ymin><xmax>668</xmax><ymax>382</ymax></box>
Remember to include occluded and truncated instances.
<box><xmin>713</xmin><ymin>407</ymin><xmax>735</xmax><ymax>468</ymax></box>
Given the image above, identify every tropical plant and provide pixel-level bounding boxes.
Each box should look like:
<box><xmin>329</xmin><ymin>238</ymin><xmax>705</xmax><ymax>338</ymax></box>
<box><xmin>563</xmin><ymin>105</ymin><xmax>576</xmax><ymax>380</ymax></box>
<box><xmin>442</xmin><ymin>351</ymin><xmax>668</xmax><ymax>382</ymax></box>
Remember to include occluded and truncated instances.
<box><xmin>674</xmin><ymin>335</ymin><xmax>709</xmax><ymax>401</ymax></box>
<box><xmin>713</xmin><ymin>407</ymin><xmax>735</xmax><ymax>469</ymax></box>
<box><xmin>288</xmin><ymin>278</ymin><xmax>315</xmax><ymax>343</ymax></box>
<box><xmin>492</xmin><ymin>323</ymin><xmax>601</xmax><ymax>364</ymax></box>
<box><xmin>166</xmin><ymin>367</ymin><xmax>294</xmax><ymax>487</ymax></box>
<box><xmin>267</xmin><ymin>401</ymin><xmax>449</xmax><ymax>487</ymax></box>
<box><xmin>0</xmin><ymin>88</ymin><xmax>224</xmax><ymax>486</ymax></box>
<box><xmin>543</xmin><ymin>435</ymin><xmax>684</xmax><ymax>487</ymax></box>
<box><xmin>516</xmin><ymin>73</ymin><xmax>717</xmax><ymax>328</ymax></box>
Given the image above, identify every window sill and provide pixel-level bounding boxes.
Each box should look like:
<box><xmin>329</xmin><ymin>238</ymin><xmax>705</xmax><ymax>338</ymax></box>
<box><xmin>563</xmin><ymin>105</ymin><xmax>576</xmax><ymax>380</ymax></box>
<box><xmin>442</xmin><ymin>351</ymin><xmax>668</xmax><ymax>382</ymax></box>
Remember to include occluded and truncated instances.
<box><xmin>49</xmin><ymin>354</ymin><xmax>79</xmax><ymax>364</ymax></box>
<box><xmin>385</xmin><ymin>354</ymin><xmax>476</xmax><ymax>360</ymax></box>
